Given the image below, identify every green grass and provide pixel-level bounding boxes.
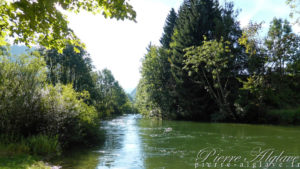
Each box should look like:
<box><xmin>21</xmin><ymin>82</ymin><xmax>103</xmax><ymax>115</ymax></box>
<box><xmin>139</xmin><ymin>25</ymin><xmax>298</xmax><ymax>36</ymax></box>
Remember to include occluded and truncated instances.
<box><xmin>0</xmin><ymin>134</ymin><xmax>61</xmax><ymax>169</ymax></box>
<box><xmin>0</xmin><ymin>154</ymin><xmax>51</xmax><ymax>169</ymax></box>
<box><xmin>0</xmin><ymin>134</ymin><xmax>60</xmax><ymax>156</ymax></box>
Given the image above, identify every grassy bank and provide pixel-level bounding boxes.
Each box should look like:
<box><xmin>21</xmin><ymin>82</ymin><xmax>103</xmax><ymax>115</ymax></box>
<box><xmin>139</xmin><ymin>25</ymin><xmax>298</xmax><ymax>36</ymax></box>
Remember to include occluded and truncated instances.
<box><xmin>0</xmin><ymin>135</ymin><xmax>60</xmax><ymax>169</ymax></box>
<box><xmin>0</xmin><ymin>154</ymin><xmax>51</xmax><ymax>169</ymax></box>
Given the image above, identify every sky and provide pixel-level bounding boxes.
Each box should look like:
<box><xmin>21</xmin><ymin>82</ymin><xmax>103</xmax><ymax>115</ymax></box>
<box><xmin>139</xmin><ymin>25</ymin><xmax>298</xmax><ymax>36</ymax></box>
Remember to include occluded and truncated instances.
<box><xmin>66</xmin><ymin>0</ymin><xmax>299</xmax><ymax>93</ymax></box>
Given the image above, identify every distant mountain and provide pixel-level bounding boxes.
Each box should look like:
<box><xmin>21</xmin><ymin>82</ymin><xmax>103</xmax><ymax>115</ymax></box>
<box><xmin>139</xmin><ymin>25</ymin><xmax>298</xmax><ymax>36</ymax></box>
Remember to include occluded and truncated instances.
<box><xmin>126</xmin><ymin>88</ymin><xmax>137</xmax><ymax>102</ymax></box>
<box><xmin>130</xmin><ymin>88</ymin><xmax>137</xmax><ymax>100</ymax></box>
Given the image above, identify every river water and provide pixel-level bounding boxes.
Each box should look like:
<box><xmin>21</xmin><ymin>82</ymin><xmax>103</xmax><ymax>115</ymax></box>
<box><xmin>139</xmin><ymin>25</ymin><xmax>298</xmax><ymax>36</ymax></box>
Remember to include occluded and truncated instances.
<box><xmin>54</xmin><ymin>114</ymin><xmax>300</xmax><ymax>169</ymax></box>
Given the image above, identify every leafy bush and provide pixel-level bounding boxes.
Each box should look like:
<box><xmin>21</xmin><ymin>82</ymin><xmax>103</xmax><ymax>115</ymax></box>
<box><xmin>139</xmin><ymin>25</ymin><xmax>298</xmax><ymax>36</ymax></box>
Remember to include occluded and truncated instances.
<box><xmin>266</xmin><ymin>108</ymin><xmax>300</xmax><ymax>125</ymax></box>
<box><xmin>0</xmin><ymin>53</ymin><xmax>46</xmax><ymax>135</ymax></box>
<box><xmin>40</xmin><ymin>84</ymin><xmax>100</xmax><ymax>147</ymax></box>
<box><xmin>0</xmin><ymin>52</ymin><xmax>101</xmax><ymax>149</ymax></box>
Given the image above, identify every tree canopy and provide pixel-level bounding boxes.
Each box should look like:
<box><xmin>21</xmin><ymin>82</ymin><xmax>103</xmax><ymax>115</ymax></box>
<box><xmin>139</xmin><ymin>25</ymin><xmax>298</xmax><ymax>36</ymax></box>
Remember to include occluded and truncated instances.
<box><xmin>160</xmin><ymin>8</ymin><xmax>177</xmax><ymax>49</ymax></box>
<box><xmin>0</xmin><ymin>0</ymin><xmax>136</xmax><ymax>52</ymax></box>
<box><xmin>286</xmin><ymin>0</ymin><xmax>300</xmax><ymax>24</ymax></box>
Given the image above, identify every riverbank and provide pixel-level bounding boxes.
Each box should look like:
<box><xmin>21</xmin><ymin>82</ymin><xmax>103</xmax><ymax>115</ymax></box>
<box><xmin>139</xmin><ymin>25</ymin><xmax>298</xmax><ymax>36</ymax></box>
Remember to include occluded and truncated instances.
<box><xmin>0</xmin><ymin>153</ymin><xmax>54</xmax><ymax>169</ymax></box>
<box><xmin>0</xmin><ymin>134</ymin><xmax>61</xmax><ymax>169</ymax></box>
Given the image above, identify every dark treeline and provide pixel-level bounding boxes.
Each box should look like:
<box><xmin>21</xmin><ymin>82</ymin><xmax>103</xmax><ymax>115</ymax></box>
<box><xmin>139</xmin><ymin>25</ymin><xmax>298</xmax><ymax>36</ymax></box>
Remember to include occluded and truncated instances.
<box><xmin>0</xmin><ymin>44</ymin><xmax>134</xmax><ymax>156</ymax></box>
<box><xmin>135</xmin><ymin>0</ymin><xmax>300</xmax><ymax>124</ymax></box>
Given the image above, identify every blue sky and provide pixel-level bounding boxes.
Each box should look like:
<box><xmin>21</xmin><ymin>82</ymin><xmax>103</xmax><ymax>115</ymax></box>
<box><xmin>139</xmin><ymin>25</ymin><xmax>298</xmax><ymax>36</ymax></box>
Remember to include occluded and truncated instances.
<box><xmin>66</xmin><ymin>0</ymin><xmax>299</xmax><ymax>93</ymax></box>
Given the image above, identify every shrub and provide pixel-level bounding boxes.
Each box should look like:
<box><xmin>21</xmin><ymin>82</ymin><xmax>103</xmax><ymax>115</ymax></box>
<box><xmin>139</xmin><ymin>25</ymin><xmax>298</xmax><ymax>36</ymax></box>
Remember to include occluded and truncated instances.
<box><xmin>0</xmin><ymin>53</ymin><xmax>46</xmax><ymax>135</ymax></box>
<box><xmin>266</xmin><ymin>108</ymin><xmax>300</xmax><ymax>125</ymax></box>
<box><xmin>40</xmin><ymin>84</ymin><xmax>101</xmax><ymax>147</ymax></box>
<box><xmin>0</xmin><ymin>52</ymin><xmax>101</xmax><ymax>149</ymax></box>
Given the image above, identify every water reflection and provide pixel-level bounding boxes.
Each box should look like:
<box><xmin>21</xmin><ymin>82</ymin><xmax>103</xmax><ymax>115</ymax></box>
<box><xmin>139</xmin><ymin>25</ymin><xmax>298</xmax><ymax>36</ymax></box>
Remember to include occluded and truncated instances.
<box><xmin>97</xmin><ymin>114</ymin><xmax>144</xmax><ymax>169</ymax></box>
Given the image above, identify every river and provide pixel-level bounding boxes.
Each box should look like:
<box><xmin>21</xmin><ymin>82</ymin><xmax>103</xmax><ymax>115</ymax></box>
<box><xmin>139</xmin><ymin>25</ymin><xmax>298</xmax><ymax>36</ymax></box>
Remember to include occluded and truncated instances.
<box><xmin>53</xmin><ymin>114</ymin><xmax>300</xmax><ymax>169</ymax></box>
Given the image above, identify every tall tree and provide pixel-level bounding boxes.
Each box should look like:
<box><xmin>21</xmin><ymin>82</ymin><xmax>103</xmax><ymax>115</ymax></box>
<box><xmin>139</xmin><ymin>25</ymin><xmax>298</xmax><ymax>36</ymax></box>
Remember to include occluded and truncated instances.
<box><xmin>41</xmin><ymin>45</ymin><xmax>95</xmax><ymax>95</ymax></box>
<box><xmin>184</xmin><ymin>37</ymin><xmax>235</xmax><ymax>120</ymax></box>
<box><xmin>94</xmin><ymin>69</ymin><xmax>132</xmax><ymax>116</ymax></box>
<box><xmin>238</xmin><ymin>22</ymin><xmax>267</xmax><ymax>75</ymax></box>
<box><xmin>136</xmin><ymin>46</ymin><xmax>175</xmax><ymax>119</ymax></box>
<box><xmin>168</xmin><ymin>0</ymin><xmax>242</xmax><ymax>120</ymax></box>
<box><xmin>160</xmin><ymin>8</ymin><xmax>177</xmax><ymax>49</ymax></box>
<box><xmin>265</xmin><ymin>18</ymin><xmax>299</xmax><ymax>78</ymax></box>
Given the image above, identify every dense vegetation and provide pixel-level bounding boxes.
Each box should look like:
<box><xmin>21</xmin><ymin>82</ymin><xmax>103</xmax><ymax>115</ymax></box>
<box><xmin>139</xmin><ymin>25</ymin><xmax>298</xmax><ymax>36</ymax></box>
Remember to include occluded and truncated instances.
<box><xmin>136</xmin><ymin>0</ymin><xmax>300</xmax><ymax>124</ymax></box>
<box><xmin>0</xmin><ymin>44</ymin><xmax>134</xmax><ymax>150</ymax></box>
<box><xmin>0</xmin><ymin>44</ymin><xmax>135</xmax><ymax>168</ymax></box>
<box><xmin>0</xmin><ymin>0</ymin><xmax>136</xmax><ymax>168</ymax></box>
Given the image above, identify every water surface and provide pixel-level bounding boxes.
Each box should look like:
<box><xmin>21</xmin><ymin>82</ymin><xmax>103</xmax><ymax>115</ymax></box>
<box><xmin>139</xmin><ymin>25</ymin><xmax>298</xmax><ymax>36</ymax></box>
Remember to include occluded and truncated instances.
<box><xmin>55</xmin><ymin>114</ymin><xmax>300</xmax><ymax>169</ymax></box>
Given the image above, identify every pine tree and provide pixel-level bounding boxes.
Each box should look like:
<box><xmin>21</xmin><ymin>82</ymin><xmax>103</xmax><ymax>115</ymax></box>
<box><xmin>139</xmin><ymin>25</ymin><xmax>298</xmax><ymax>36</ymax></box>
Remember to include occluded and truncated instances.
<box><xmin>167</xmin><ymin>0</ymin><xmax>223</xmax><ymax>119</ymax></box>
<box><xmin>136</xmin><ymin>0</ymin><xmax>244</xmax><ymax>121</ymax></box>
<box><xmin>160</xmin><ymin>8</ymin><xmax>177</xmax><ymax>49</ymax></box>
<box><xmin>167</xmin><ymin>0</ymin><xmax>242</xmax><ymax>120</ymax></box>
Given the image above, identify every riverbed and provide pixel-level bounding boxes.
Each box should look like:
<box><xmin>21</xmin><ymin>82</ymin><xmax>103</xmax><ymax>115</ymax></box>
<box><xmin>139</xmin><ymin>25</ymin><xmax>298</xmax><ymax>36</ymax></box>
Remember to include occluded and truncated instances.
<box><xmin>53</xmin><ymin>114</ymin><xmax>300</xmax><ymax>169</ymax></box>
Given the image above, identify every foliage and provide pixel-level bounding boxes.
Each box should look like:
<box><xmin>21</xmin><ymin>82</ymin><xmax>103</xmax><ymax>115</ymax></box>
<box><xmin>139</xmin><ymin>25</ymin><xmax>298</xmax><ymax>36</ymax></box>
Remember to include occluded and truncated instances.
<box><xmin>136</xmin><ymin>0</ymin><xmax>300</xmax><ymax>124</ymax></box>
<box><xmin>160</xmin><ymin>8</ymin><xmax>177</xmax><ymax>49</ymax></box>
<box><xmin>0</xmin><ymin>51</ymin><xmax>101</xmax><ymax>148</ymax></box>
<box><xmin>265</xmin><ymin>18</ymin><xmax>300</xmax><ymax>77</ymax></box>
<box><xmin>93</xmin><ymin>69</ymin><xmax>133</xmax><ymax>117</ymax></box>
<box><xmin>136</xmin><ymin>46</ymin><xmax>175</xmax><ymax>119</ymax></box>
<box><xmin>41</xmin><ymin>45</ymin><xmax>96</xmax><ymax>99</ymax></box>
<box><xmin>238</xmin><ymin>22</ymin><xmax>267</xmax><ymax>74</ymax></box>
<box><xmin>184</xmin><ymin>37</ymin><xmax>235</xmax><ymax>120</ymax></box>
<box><xmin>40</xmin><ymin>84</ymin><xmax>100</xmax><ymax>147</ymax></box>
<box><xmin>0</xmin><ymin>134</ymin><xmax>60</xmax><ymax>157</ymax></box>
<box><xmin>0</xmin><ymin>0</ymin><xmax>136</xmax><ymax>51</ymax></box>
<box><xmin>266</xmin><ymin>107</ymin><xmax>300</xmax><ymax>125</ymax></box>
<box><xmin>137</xmin><ymin>0</ymin><xmax>243</xmax><ymax>121</ymax></box>
<box><xmin>286</xmin><ymin>0</ymin><xmax>300</xmax><ymax>24</ymax></box>
<box><xmin>0</xmin><ymin>0</ymin><xmax>137</xmax><ymax>163</ymax></box>
<box><xmin>0</xmin><ymin>52</ymin><xmax>46</xmax><ymax>135</ymax></box>
<box><xmin>41</xmin><ymin>45</ymin><xmax>134</xmax><ymax>118</ymax></box>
